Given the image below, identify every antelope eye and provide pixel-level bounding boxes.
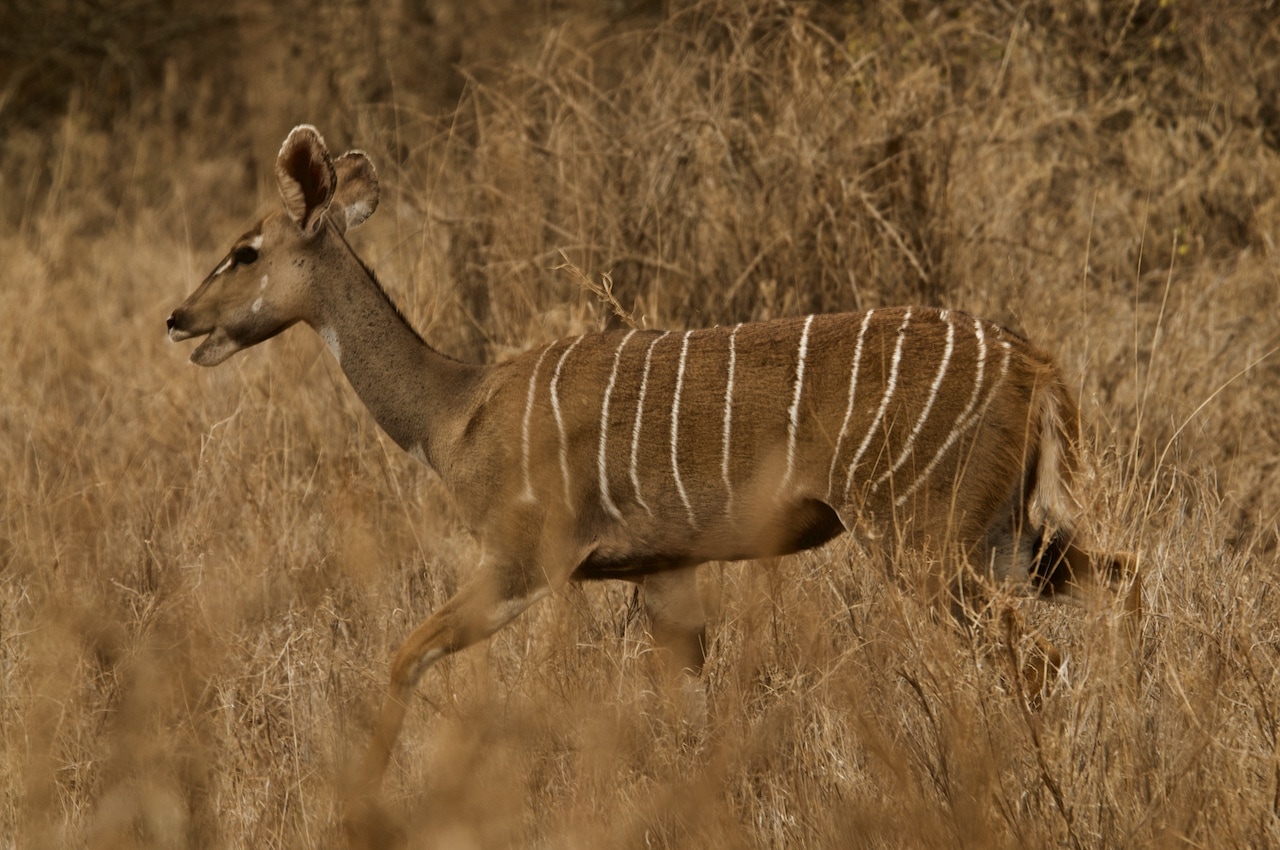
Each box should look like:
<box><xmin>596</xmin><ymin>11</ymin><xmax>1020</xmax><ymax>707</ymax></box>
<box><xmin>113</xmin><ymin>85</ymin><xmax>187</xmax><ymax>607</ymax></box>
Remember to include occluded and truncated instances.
<box><xmin>233</xmin><ymin>246</ymin><xmax>259</xmax><ymax>265</ymax></box>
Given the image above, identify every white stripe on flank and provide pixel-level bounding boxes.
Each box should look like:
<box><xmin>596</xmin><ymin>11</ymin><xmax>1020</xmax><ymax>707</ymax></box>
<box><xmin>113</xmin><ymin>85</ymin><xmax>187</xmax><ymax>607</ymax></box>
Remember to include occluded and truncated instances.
<box><xmin>827</xmin><ymin>310</ymin><xmax>875</xmax><ymax>499</ymax></box>
<box><xmin>894</xmin><ymin>323</ymin><xmax>1009</xmax><ymax>507</ymax></box>
<box><xmin>598</xmin><ymin>330</ymin><xmax>637</xmax><ymax>521</ymax></box>
<box><xmin>551</xmin><ymin>336</ymin><xmax>584</xmax><ymax>509</ymax></box>
<box><xmin>721</xmin><ymin>323</ymin><xmax>742</xmax><ymax>517</ymax></box>
<box><xmin>781</xmin><ymin>315</ymin><xmax>815</xmax><ymax>489</ymax></box>
<box><xmin>520</xmin><ymin>346</ymin><xmax>554</xmax><ymax>501</ymax></box>
<box><xmin>630</xmin><ymin>332</ymin><xmax>670</xmax><ymax>515</ymax></box>
<box><xmin>842</xmin><ymin>308</ymin><xmax>913</xmax><ymax>500</ymax></box>
<box><xmin>870</xmin><ymin>314</ymin><xmax>956</xmax><ymax>494</ymax></box>
<box><xmin>671</xmin><ymin>331</ymin><xmax>697</xmax><ymax>527</ymax></box>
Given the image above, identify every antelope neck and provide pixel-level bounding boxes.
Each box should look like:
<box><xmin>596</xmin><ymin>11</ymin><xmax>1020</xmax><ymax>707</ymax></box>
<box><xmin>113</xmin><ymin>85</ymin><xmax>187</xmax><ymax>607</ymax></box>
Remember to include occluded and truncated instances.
<box><xmin>308</xmin><ymin>232</ymin><xmax>481</xmax><ymax>467</ymax></box>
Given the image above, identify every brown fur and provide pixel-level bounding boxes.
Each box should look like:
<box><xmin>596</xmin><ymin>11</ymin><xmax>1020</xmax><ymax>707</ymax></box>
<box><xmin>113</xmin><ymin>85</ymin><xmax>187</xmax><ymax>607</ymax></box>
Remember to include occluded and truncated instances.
<box><xmin>167</xmin><ymin>127</ymin><xmax>1140</xmax><ymax>819</ymax></box>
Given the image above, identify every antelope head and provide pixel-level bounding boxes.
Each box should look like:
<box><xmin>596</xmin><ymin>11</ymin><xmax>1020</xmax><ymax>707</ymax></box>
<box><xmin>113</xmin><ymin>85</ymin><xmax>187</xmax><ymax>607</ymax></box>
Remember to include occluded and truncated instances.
<box><xmin>166</xmin><ymin>126</ymin><xmax>380</xmax><ymax>366</ymax></box>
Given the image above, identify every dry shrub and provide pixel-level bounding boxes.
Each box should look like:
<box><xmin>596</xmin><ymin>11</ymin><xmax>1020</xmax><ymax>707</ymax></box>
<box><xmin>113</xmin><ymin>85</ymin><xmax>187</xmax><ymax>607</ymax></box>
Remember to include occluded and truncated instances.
<box><xmin>3</xmin><ymin>1</ymin><xmax>1280</xmax><ymax>848</ymax></box>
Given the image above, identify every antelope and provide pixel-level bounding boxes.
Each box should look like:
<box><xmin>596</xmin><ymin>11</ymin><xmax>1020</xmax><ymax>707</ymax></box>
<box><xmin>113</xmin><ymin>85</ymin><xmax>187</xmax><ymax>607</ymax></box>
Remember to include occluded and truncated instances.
<box><xmin>168</xmin><ymin>126</ymin><xmax>1139</xmax><ymax>801</ymax></box>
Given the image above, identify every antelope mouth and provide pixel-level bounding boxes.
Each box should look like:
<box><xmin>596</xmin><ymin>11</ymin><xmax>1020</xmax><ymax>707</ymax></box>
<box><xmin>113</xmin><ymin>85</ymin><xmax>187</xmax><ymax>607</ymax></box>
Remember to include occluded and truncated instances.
<box><xmin>167</xmin><ymin>324</ymin><xmax>198</xmax><ymax>343</ymax></box>
<box><xmin>167</xmin><ymin>316</ymin><xmax>240</xmax><ymax>367</ymax></box>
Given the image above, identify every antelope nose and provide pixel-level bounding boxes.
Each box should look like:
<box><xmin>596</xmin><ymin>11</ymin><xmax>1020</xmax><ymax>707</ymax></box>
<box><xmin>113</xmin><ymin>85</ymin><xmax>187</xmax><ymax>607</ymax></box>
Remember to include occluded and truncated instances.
<box><xmin>166</xmin><ymin>311</ymin><xmax>192</xmax><ymax>341</ymax></box>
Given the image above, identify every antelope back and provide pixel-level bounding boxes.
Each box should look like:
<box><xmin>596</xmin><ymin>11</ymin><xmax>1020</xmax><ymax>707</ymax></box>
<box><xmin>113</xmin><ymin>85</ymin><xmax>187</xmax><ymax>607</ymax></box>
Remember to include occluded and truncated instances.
<box><xmin>454</xmin><ymin>308</ymin><xmax>1064</xmax><ymax>572</ymax></box>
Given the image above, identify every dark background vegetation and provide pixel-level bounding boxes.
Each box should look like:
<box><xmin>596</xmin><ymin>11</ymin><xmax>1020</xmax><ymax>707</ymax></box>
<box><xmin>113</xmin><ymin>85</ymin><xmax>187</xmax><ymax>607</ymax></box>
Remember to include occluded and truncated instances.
<box><xmin>3</xmin><ymin>1</ymin><xmax>1279</xmax><ymax>847</ymax></box>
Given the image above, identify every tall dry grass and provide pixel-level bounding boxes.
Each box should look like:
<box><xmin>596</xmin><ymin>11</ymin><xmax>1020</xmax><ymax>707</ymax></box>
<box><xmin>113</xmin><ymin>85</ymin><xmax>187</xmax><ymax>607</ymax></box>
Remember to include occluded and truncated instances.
<box><xmin>2</xmin><ymin>1</ymin><xmax>1279</xmax><ymax>847</ymax></box>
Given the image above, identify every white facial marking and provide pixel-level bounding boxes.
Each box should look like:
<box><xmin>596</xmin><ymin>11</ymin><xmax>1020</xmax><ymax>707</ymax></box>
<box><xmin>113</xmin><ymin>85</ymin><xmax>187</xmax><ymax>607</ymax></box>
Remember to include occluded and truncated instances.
<box><xmin>828</xmin><ymin>311</ymin><xmax>875</xmax><ymax>500</ymax></box>
<box><xmin>670</xmin><ymin>331</ymin><xmax>697</xmax><ymax>527</ymax></box>
<box><xmin>212</xmin><ymin>256</ymin><xmax>234</xmax><ymax>277</ymax></box>
<box><xmin>249</xmin><ymin>233</ymin><xmax>264</xmax><ymax>250</ymax></box>
<box><xmin>521</xmin><ymin>346</ymin><xmax>554</xmax><ymax>502</ymax></box>
<box><xmin>630</xmin><ymin>332</ymin><xmax>670</xmax><ymax>516</ymax></box>
<box><xmin>259</xmin><ymin>274</ymin><xmax>269</xmax><ymax>290</ymax></box>
<box><xmin>843</xmin><ymin>308</ymin><xmax>912</xmax><ymax>500</ymax></box>
<box><xmin>721</xmin><ymin>323</ymin><xmax>742</xmax><ymax>518</ymax></box>
<box><xmin>781</xmin><ymin>315</ymin><xmax>815</xmax><ymax>489</ymax></box>
<box><xmin>251</xmin><ymin>296</ymin><xmax>263</xmax><ymax>313</ymax></box>
<box><xmin>551</xmin><ymin>336</ymin><xmax>584</xmax><ymax>510</ymax></box>
<box><xmin>598</xmin><ymin>330</ymin><xmax>637</xmax><ymax>522</ymax></box>
<box><xmin>319</xmin><ymin>326</ymin><xmax>341</xmax><ymax>362</ymax></box>
<box><xmin>871</xmin><ymin>314</ymin><xmax>955</xmax><ymax>494</ymax></box>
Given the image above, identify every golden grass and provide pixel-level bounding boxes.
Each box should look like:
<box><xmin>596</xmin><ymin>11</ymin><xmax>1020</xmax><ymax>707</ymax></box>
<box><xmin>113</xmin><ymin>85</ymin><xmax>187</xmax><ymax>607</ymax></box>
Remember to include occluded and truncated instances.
<box><xmin>3</xmin><ymin>1</ymin><xmax>1279</xmax><ymax>847</ymax></box>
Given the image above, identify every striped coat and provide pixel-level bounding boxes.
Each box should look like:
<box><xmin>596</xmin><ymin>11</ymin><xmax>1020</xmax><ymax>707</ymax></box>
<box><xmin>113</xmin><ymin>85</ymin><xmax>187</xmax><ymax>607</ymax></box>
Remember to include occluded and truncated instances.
<box><xmin>450</xmin><ymin>307</ymin><xmax>1073</xmax><ymax>584</ymax></box>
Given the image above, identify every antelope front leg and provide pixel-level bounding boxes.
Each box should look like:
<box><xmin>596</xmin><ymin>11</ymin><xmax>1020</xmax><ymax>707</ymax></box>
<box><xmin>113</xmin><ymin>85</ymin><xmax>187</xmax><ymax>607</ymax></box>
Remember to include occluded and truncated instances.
<box><xmin>354</xmin><ymin>570</ymin><xmax>551</xmax><ymax>797</ymax></box>
<box><xmin>640</xmin><ymin>568</ymin><xmax>710</xmax><ymax>732</ymax></box>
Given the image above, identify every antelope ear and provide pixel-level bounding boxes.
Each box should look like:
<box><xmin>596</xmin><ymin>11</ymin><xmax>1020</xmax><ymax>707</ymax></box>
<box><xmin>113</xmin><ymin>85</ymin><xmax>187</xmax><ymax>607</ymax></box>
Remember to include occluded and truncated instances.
<box><xmin>332</xmin><ymin>151</ymin><xmax>380</xmax><ymax>232</ymax></box>
<box><xmin>276</xmin><ymin>125</ymin><xmax>336</xmax><ymax>236</ymax></box>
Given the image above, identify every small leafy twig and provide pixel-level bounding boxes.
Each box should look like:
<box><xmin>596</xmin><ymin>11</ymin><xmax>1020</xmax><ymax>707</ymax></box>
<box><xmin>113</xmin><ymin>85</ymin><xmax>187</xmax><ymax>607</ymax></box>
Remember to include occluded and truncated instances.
<box><xmin>554</xmin><ymin>250</ymin><xmax>643</xmax><ymax>330</ymax></box>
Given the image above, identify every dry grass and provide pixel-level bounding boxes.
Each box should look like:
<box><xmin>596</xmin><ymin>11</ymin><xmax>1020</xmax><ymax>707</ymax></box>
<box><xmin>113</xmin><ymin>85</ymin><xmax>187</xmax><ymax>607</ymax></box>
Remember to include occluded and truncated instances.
<box><xmin>3</xmin><ymin>1</ymin><xmax>1280</xmax><ymax>847</ymax></box>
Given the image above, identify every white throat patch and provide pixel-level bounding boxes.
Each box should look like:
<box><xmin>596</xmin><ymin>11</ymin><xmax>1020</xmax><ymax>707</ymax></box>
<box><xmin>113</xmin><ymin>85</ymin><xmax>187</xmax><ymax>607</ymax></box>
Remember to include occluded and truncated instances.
<box><xmin>320</xmin><ymin>327</ymin><xmax>341</xmax><ymax>362</ymax></box>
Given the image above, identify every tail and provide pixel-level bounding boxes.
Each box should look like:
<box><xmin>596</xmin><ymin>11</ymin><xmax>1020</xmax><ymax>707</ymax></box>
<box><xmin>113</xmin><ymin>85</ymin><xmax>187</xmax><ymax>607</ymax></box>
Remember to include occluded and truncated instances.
<box><xmin>1027</xmin><ymin>377</ymin><xmax>1141</xmax><ymax>627</ymax></box>
<box><xmin>1028</xmin><ymin>374</ymin><xmax>1086</xmax><ymax>540</ymax></box>
<box><xmin>1023</xmin><ymin>373</ymin><xmax>1143</xmax><ymax>667</ymax></box>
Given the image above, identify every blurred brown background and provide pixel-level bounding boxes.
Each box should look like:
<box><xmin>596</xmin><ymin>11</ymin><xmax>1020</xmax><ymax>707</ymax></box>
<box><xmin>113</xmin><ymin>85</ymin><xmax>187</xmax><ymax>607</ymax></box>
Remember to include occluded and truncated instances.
<box><xmin>3</xmin><ymin>2</ymin><xmax>1280</xmax><ymax>847</ymax></box>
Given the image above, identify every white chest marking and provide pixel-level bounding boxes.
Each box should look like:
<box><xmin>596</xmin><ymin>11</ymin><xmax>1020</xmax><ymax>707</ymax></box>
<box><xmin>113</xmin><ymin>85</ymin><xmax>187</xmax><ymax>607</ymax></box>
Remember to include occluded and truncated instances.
<box><xmin>319</xmin><ymin>327</ymin><xmax>341</xmax><ymax>362</ymax></box>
